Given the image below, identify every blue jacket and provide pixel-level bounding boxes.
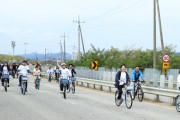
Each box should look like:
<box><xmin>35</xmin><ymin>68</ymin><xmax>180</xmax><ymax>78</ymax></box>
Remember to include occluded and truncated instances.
<box><xmin>131</xmin><ymin>70</ymin><xmax>144</xmax><ymax>81</ymax></box>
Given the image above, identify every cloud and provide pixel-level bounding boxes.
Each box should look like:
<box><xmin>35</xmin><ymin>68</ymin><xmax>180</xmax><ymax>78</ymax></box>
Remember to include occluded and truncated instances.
<box><xmin>0</xmin><ymin>28</ymin><xmax>7</xmax><ymax>33</ymax></box>
<box><xmin>21</xmin><ymin>29</ymin><xmax>33</xmax><ymax>35</ymax></box>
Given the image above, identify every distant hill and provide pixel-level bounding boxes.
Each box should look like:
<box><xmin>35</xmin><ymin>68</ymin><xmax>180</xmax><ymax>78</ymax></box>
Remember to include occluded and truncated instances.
<box><xmin>175</xmin><ymin>52</ymin><xmax>180</xmax><ymax>56</ymax></box>
<box><xmin>20</xmin><ymin>52</ymin><xmax>72</xmax><ymax>60</ymax></box>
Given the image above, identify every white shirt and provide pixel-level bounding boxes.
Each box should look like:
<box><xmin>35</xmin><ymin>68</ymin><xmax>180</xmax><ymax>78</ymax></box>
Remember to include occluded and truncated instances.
<box><xmin>33</xmin><ymin>69</ymin><xmax>41</xmax><ymax>76</ymax></box>
<box><xmin>61</xmin><ymin>68</ymin><xmax>71</xmax><ymax>79</ymax></box>
<box><xmin>18</xmin><ymin>65</ymin><xmax>30</xmax><ymax>76</ymax></box>
<box><xmin>119</xmin><ymin>72</ymin><xmax>126</xmax><ymax>85</ymax></box>
<box><xmin>177</xmin><ymin>74</ymin><xmax>180</xmax><ymax>87</ymax></box>
<box><xmin>3</xmin><ymin>66</ymin><xmax>9</xmax><ymax>74</ymax></box>
<box><xmin>47</xmin><ymin>68</ymin><xmax>54</xmax><ymax>74</ymax></box>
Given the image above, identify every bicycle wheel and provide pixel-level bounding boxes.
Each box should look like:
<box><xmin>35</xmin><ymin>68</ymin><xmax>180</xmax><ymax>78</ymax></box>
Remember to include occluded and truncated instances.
<box><xmin>63</xmin><ymin>85</ymin><xmax>66</xmax><ymax>99</ymax></box>
<box><xmin>23</xmin><ymin>83</ymin><xmax>26</xmax><ymax>95</ymax></box>
<box><xmin>115</xmin><ymin>90</ymin><xmax>120</xmax><ymax>106</ymax></box>
<box><xmin>125</xmin><ymin>91</ymin><xmax>133</xmax><ymax>109</ymax></box>
<box><xmin>4</xmin><ymin>81</ymin><xmax>7</xmax><ymax>92</ymax></box>
<box><xmin>138</xmin><ymin>86</ymin><xmax>144</xmax><ymax>102</ymax></box>
<box><xmin>72</xmin><ymin>82</ymin><xmax>75</xmax><ymax>94</ymax></box>
<box><xmin>176</xmin><ymin>95</ymin><xmax>180</xmax><ymax>112</ymax></box>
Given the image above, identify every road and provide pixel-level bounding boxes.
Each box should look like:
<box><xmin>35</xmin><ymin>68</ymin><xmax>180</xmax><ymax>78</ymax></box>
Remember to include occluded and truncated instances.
<box><xmin>0</xmin><ymin>76</ymin><xmax>179</xmax><ymax>120</ymax></box>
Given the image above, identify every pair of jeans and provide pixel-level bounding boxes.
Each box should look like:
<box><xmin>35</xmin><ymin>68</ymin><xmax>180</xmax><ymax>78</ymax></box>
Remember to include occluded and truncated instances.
<box><xmin>117</xmin><ymin>85</ymin><xmax>124</xmax><ymax>99</ymax></box>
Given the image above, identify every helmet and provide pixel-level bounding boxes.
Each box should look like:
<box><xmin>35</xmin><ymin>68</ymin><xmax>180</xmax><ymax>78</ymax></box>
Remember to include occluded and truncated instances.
<box><xmin>61</xmin><ymin>63</ymin><xmax>66</xmax><ymax>66</ymax></box>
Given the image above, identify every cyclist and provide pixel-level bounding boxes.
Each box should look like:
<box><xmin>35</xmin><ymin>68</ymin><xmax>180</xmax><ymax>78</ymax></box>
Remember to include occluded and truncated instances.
<box><xmin>33</xmin><ymin>66</ymin><xmax>41</xmax><ymax>88</ymax></box>
<box><xmin>18</xmin><ymin>60</ymin><xmax>30</xmax><ymax>91</ymax></box>
<box><xmin>177</xmin><ymin>70</ymin><xmax>180</xmax><ymax>90</ymax></box>
<box><xmin>1</xmin><ymin>61</ymin><xmax>11</xmax><ymax>87</ymax></box>
<box><xmin>54</xmin><ymin>66</ymin><xmax>61</xmax><ymax>82</ymax></box>
<box><xmin>11</xmin><ymin>63</ymin><xmax>18</xmax><ymax>78</ymax></box>
<box><xmin>131</xmin><ymin>66</ymin><xmax>145</xmax><ymax>97</ymax></box>
<box><xmin>115</xmin><ymin>64</ymin><xmax>130</xmax><ymax>105</ymax></box>
<box><xmin>69</xmin><ymin>64</ymin><xmax>76</xmax><ymax>77</ymax></box>
<box><xmin>47</xmin><ymin>66</ymin><xmax>54</xmax><ymax>81</ymax></box>
<box><xmin>60</xmin><ymin>63</ymin><xmax>72</xmax><ymax>92</ymax></box>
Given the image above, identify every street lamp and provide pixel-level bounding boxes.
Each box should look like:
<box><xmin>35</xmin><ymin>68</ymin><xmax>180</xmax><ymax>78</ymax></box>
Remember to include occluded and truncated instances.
<box><xmin>11</xmin><ymin>41</ymin><xmax>16</xmax><ymax>62</ymax></box>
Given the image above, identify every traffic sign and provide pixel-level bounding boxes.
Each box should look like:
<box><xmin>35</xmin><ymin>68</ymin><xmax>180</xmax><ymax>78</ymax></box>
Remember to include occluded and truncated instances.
<box><xmin>163</xmin><ymin>62</ymin><xmax>170</xmax><ymax>69</ymax></box>
<box><xmin>162</xmin><ymin>54</ymin><xmax>170</xmax><ymax>62</ymax></box>
<box><xmin>91</xmin><ymin>61</ymin><xmax>98</xmax><ymax>70</ymax></box>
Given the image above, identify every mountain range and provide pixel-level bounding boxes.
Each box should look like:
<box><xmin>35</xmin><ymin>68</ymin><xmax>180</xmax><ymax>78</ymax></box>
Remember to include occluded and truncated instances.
<box><xmin>20</xmin><ymin>52</ymin><xmax>72</xmax><ymax>60</ymax></box>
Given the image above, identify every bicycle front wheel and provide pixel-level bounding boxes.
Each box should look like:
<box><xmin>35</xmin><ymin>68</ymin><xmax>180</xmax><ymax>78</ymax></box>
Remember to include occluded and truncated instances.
<box><xmin>176</xmin><ymin>95</ymin><xmax>180</xmax><ymax>112</ymax></box>
<box><xmin>4</xmin><ymin>81</ymin><xmax>7</xmax><ymax>92</ymax></box>
<box><xmin>115</xmin><ymin>90</ymin><xmax>120</xmax><ymax>106</ymax></box>
<box><xmin>72</xmin><ymin>82</ymin><xmax>75</xmax><ymax>94</ymax></box>
<box><xmin>63</xmin><ymin>85</ymin><xmax>66</xmax><ymax>99</ymax></box>
<box><xmin>138</xmin><ymin>86</ymin><xmax>144</xmax><ymax>102</ymax></box>
<box><xmin>125</xmin><ymin>91</ymin><xmax>133</xmax><ymax>109</ymax></box>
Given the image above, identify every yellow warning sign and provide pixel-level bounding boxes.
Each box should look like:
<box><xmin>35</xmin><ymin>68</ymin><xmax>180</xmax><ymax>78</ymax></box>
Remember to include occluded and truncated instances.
<box><xmin>91</xmin><ymin>61</ymin><xmax>98</xmax><ymax>70</ymax></box>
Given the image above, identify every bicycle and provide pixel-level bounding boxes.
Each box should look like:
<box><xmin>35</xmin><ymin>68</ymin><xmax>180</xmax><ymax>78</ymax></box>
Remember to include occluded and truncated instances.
<box><xmin>59</xmin><ymin>77</ymin><xmax>69</xmax><ymax>99</ymax></box>
<box><xmin>68</xmin><ymin>77</ymin><xmax>76</xmax><ymax>94</ymax></box>
<box><xmin>131</xmin><ymin>80</ymin><xmax>144</xmax><ymax>102</ymax></box>
<box><xmin>12</xmin><ymin>70</ymin><xmax>16</xmax><ymax>78</ymax></box>
<box><xmin>115</xmin><ymin>82</ymin><xmax>133</xmax><ymax>109</ymax></box>
<box><xmin>48</xmin><ymin>73</ymin><xmax>52</xmax><ymax>82</ymax></box>
<box><xmin>2</xmin><ymin>74</ymin><xmax>9</xmax><ymax>92</ymax></box>
<box><xmin>21</xmin><ymin>75</ymin><xmax>28</xmax><ymax>95</ymax></box>
<box><xmin>176</xmin><ymin>95</ymin><xmax>180</xmax><ymax>112</ymax></box>
<box><xmin>35</xmin><ymin>75</ymin><xmax>41</xmax><ymax>90</ymax></box>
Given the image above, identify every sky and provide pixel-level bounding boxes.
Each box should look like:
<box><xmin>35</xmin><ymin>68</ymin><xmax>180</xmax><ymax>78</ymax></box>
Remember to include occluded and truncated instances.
<box><xmin>0</xmin><ymin>0</ymin><xmax>179</xmax><ymax>55</ymax></box>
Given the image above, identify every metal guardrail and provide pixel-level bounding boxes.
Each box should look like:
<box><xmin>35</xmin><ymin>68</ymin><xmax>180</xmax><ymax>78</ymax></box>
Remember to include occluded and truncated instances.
<box><xmin>41</xmin><ymin>73</ymin><xmax>180</xmax><ymax>103</ymax></box>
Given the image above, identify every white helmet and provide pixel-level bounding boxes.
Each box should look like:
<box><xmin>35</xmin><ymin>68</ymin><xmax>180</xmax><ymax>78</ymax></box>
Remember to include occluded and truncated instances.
<box><xmin>61</xmin><ymin>63</ymin><xmax>66</xmax><ymax>66</ymax></box>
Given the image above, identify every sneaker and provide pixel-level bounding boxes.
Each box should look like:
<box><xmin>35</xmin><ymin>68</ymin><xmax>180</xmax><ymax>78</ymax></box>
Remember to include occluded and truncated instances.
<box><xmin>60</xmin><ymin>90</ymin><xmax>63</xmax><ymax>93</ymax></box>
<box><xmin>8</xmin><ymin>84</ymin><xmax>9</xmax><ymax>87</ymax></box>
<box><xmin>120</xmin><ymin>98</ymin><xmax>124</xmax><ymax>105</ymax></box>
<box><xmin>25</xmin><ymin>89</ymin><xmax>28</xmax><ymax>92</ymax></box>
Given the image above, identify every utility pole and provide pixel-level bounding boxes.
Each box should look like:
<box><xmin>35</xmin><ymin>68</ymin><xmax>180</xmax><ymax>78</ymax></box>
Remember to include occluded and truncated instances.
<box><xmin>24</xmin><ymin>43</ymin><xmax>28</xmax><ymax>60</ymax></box>
<box><xmin>73</xmin><ymin>16</ymin><xmax>85</xmax><ymax>60</ymax></box>
<box><xmin>156</xmin><ymin>0</ymin><xmax>165</xmax><ymax>54</ymax></box>
<box><xmin>61</xmin><ymin>33</ymin><xmax>68</xmax><ymax>63</ymax></box>
<box><xmin>58</xmin><ymin>37</ymin><xmax>64</xmax><ymax>62</ymax></box>
<box><xmin>153</xmin><ymin>0</ymin><xmax>156</xmax><ymax>69</ymax></box>
<box><xmin>45</xmin><ymin>48</ymin><xmax>47</xmax><ymax>64</ymax></box>
<box><xmin>11</xmin><ymin>41</ymin><xmax>16</xmax><ymax>62</ymax></box>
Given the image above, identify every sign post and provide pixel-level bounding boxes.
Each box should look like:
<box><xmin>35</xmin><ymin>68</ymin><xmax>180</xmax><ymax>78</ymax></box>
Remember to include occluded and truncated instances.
<box><xmin>162</xmin><ymin>54</ymin><xmax>170</xmax><ymax>75</ymax></box>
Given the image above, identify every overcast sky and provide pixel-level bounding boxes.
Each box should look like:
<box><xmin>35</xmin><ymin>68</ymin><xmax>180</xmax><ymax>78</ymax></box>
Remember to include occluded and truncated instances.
<box><xmin>0</xmin><ymin>0</ymin><xmax>179</xmax><ymax>55</ymax></box>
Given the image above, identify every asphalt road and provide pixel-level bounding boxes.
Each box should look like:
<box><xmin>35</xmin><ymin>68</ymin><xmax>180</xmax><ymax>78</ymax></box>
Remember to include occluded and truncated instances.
<box><xmin>0</xmin><ymin>76</ymin><xmax>179</xmax><ymax>120</ymax></box>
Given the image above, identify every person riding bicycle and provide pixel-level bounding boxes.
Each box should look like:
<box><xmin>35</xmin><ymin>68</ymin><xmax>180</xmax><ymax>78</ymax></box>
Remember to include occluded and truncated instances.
<box><xmin>131</xmin><ymin>66</ymin><xmax>144</xmax><ymax>97</ymax></box>
<box><xmin>47</xmin><ymin>66</ymin><xmax>54</xmax><ymax>81</ymax></box>
<box><xmin>11</xmin><ymin>63</ymin><xmax>18</xmax><ymax>78</ymax></box>
<box><xmin>18</xmin><ymin>60</ymin><xmax>30</xmax><ymax>92</ymax></box>
<box><xmin>1</xmin><ymin>61</ymin><xmax>11</xmax><ymax>87</ymax></box>
<box><xmin>69</xmin><ymin>64</ymin><xmax>76</xmax><ymax>78</ymax></box>
<box><xmin>115</xmin><ymin>64</ymin><xmax>130</xmax><ymax>104</ymax></box>
<box><xmin>54</xmin><ymin>66</ymin><xmax>61</xmax><ymax>81</ymax></box>
<box><xmin>60</xmin><ymin>63</ymin><xmax>72</xmax><ymax>92</ymax></box>
<box><xmin>33</xmin><ymin>66</ymin><xmax>41</xmax><ymax>88</ymax></box>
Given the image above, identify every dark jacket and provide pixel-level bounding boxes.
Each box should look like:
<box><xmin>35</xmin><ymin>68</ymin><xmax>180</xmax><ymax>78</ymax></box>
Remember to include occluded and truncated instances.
<box><xmin>1</xmin><ymin>65</ymin><xmax>11</xmax><ymax>73</ymax></box>
<box><xmin>115</xmin><ymin>71</ymin><xmax>130</xmax><ymax>87</ymax></box>
<box><xmin>70</xmin><ymin>68</ymin><xmax>76</xmax><ymax>77</ymax></box>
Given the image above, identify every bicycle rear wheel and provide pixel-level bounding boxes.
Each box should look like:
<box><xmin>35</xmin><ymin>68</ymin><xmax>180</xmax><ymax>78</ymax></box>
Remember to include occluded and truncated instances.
<box><xmin>125</xmin><ymin>91</ymin><xmax>133</xmax><ymax>109</ymax></box>
<box><xmin>72</xmin><ymin>82</ymin><xmax>75</xmax><ymax>94</ymax></box>
<box><xmin>22</xmin><ymin>83</ymin><xmax>26</xmax><ymax>95</ymax></box>
<box><xmin>115</xmin><ymin>90</ymin><xmax>120</xmax><ymax>106</ymax></box>
<box><xmin>138</xmin><ymin>86</ymin><xmax>144</xmax><ymax>102</ymax></box>
<box><xmin>176</xmin><ymin>95</ymin><xmax>180</xmax><ymax>112</ymax></box>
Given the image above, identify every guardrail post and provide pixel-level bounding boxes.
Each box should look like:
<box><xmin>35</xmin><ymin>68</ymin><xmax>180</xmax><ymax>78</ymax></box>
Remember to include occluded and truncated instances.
<box><xmin>168</xmin><ymin>75</ymin><xmax>173</xmax><ymax>89</ymax></box>
<box><xmin>109</xmin><ymin>87</ymin><xmax>111</xmax><ymax>92</ymax></box>
<box><xmin>87</xmin><ymin>83</ymin><xmax>89</xmax><ymax>88</ymax></box>
<box><xmin>93</xmin><ymin>84</ymin><xmax>95</xmax><ymax>89</ymax></box>
<box><xmin>81</xmin><ymin>82</ymin><xmax>83</xmax><ymax>86</ymax></box>
<box><xmin>155</xmin><ymin>95</ymin><xmax>160</xmax><ymax>102</ymax></box>
<box><xmin>160</xmin><ymin>75</ymin><xmax>165</xmax><ymax>89</ymax></box>
<box><xmin>100</xmin><ymin>85</ymin><xmax>103</xmax><ymax>91</ymax></box>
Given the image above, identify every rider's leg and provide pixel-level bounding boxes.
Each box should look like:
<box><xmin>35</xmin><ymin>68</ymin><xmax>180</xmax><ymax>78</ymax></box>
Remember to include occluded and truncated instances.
<box><xmin>25</xmin><ymin>81</ymin><xmax>28</xmax><ymax>91</ymax></box>
<box><xmin>117</xmin><ymin>85</ymin><xmax>123</xmax><ymax>99</ymax></box>
<box><xmin>1</xmin><ymin>78</ymin><xmax>4</xmax><ymax>86</ymax></box>
<box><xmin>7</xmin><ymin>78</ymin><xmax>9</xmax><ymax>87</ymax></box>
<box><xmin>19</xmin><ymin>75</ymin><xmax>22</xmax><ymax>86</ymax></box>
